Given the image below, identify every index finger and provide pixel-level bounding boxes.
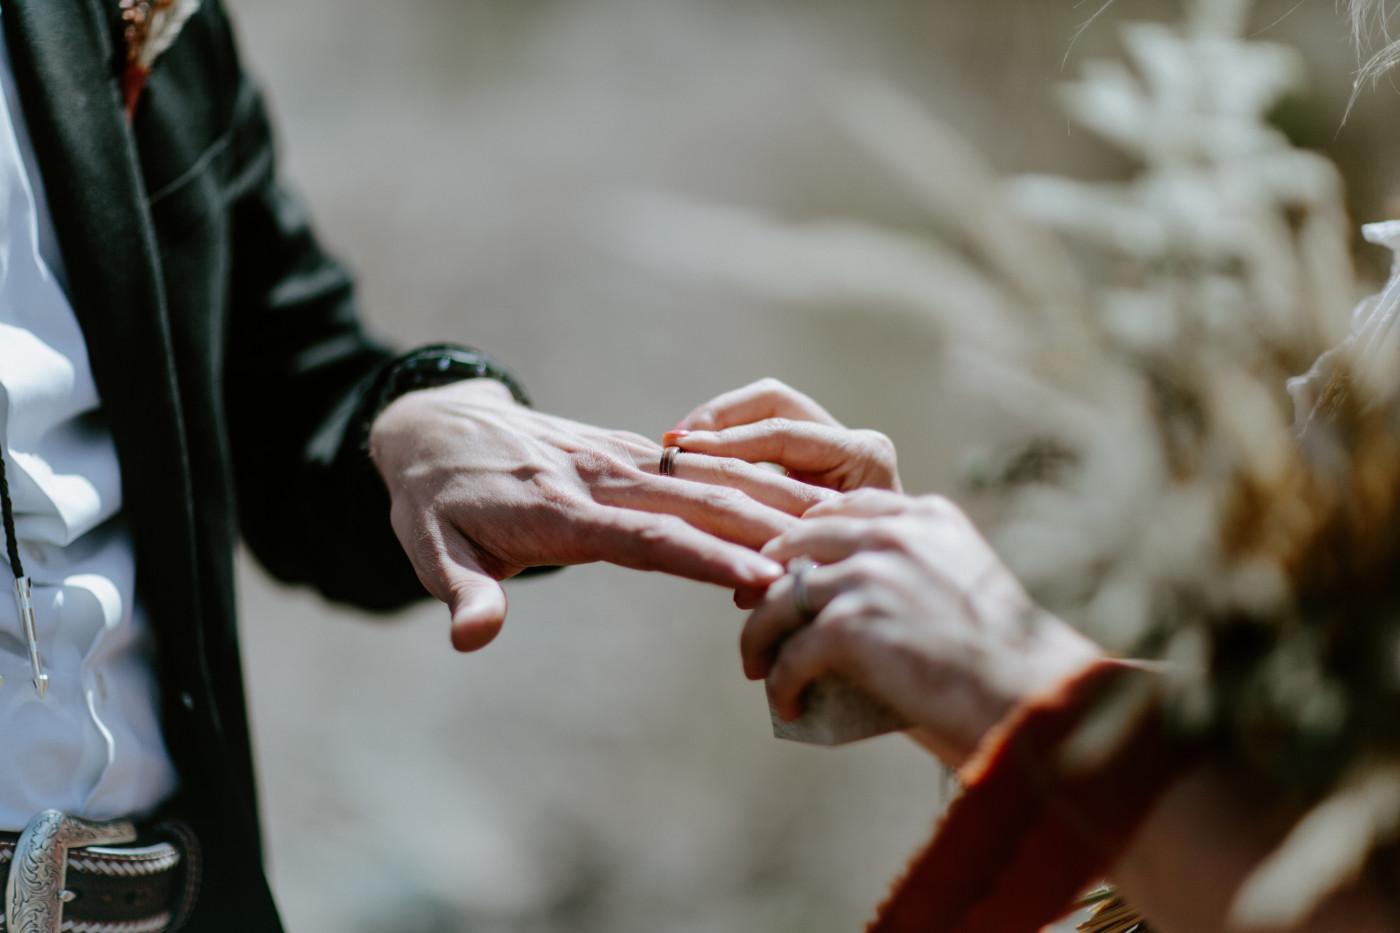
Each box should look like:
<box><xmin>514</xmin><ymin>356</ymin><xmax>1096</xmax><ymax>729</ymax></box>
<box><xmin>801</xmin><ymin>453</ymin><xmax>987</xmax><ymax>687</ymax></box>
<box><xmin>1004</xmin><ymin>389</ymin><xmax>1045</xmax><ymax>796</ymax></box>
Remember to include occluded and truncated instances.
<box><xmin>675</xmin><ymin>378</ymin><xmax>841</xmax><ymax>433</ymax></box>
<box><xmin>579</xmin><ymin>504</ymin><xmax>787</xmax><ymax>587</ymax></box>
<box><xmin>595</xmin><ymin>469</ymin><xmax>800</xmax><ymax>551</ymax></box>
<box><xmin>803</xmin><ymin>488</ymin><xmax>910</xmax><ymax>519</ymax></box>
<box><xmin>759</xmin><ymin>515</ymin><xmax>888</xmax><ymax>566</ymax></box>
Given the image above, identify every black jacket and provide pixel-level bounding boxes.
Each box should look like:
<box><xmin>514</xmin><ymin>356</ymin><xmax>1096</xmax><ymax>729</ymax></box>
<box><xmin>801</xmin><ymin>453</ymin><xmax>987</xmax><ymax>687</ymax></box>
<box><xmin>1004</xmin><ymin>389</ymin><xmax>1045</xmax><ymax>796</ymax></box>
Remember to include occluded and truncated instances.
<box><xmin>4</xmin><ymin>2</ymin><xmax>434</xmax><ymax>928</ymax></box>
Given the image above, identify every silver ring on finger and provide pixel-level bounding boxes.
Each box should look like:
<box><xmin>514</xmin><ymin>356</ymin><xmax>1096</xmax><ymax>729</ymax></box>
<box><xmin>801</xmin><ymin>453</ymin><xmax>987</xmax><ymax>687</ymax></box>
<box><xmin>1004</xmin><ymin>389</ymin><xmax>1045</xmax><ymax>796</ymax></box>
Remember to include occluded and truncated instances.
<box><xmin>787</xmin><ymin>556</ymin><xmax>819</xmax><ymax>622</ymax></box>
<box><xmin>659</xmin><ymin>445</ymin><xmax>682</xmax><ymax>477</ymax></box>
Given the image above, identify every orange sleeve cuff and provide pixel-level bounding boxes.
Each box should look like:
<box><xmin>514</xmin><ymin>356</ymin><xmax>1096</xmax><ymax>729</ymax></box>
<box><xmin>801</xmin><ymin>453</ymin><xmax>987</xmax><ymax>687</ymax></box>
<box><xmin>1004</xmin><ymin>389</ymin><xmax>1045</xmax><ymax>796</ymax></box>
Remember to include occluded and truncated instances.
<box><xmin>867</xmin><ymin>659</ymin><xmax>1197</xmax><ymax>933</ymax></box>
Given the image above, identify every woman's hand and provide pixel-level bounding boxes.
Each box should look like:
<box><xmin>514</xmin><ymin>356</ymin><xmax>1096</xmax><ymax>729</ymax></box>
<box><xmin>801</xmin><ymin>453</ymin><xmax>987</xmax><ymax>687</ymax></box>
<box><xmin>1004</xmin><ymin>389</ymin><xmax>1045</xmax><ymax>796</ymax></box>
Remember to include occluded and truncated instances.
<box><xmin>665</xmin><ymin>379</ymin><xmax>902</xmax><ymax>493</ymax></box>
<box><xmin>745</xmin><ymin>490</ymin><xmax>1101</xmax><ymax>766</ymax></box>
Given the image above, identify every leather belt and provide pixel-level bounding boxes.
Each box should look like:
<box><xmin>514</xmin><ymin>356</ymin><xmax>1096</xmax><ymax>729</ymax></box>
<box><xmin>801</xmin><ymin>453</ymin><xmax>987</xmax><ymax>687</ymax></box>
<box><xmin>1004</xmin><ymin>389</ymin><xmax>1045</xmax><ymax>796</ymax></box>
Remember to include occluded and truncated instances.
<box><xmin>0</xmin><ymin>812</ymin><xmax>200</xmax><ymax>933</ymax></box>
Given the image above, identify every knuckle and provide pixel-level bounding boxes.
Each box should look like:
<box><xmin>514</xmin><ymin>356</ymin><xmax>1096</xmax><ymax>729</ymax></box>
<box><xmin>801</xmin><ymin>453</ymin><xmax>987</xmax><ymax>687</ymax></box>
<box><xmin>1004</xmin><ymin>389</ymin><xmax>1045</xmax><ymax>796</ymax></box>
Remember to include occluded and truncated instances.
<box><xmin>754</xmin><ymin>377</ymin><xmax>791</xmax><ymax>397</ymax></box>
<box><xmin>865</xmin><ymin>520</ymin><xmax>908</xmax><ymax>552</ymax></box>
<box><xmin>918</xmin><ymin>494</ymin><xmax>973</xmax><ymax>531</ymax></box>
<box><xmin>845</xmin><ymin>487</ymin><xmax>887</xmax><ymax>507</ymax></box>
<box><xmin>918</xmin><ymin>493</ymin><xmax>957</xmax><ymax>517</ymax></box>
<box><xmin>697</xmin><ymin>482</ymin><xmax>746</xmax><ymax>511</ymax></box>
<box><xmin>714</xmin><ymin>456</ymin><xmax>751</xmax><ymax>482</ymax></box>
<box><xmin>854</xmin><ymin>429</ymin><xmax>897</xmax><ymax>460</ymax></box>
<box><xmin>815</xmin><ymin>606</ymin><xmax>857</xmax><ymax>636</ymax></box>
<box><xmin>507</xmin><ymin>476</ymin><xmax>580</xmax><ymax>531</ymax></box>
<box><xmin>842</xmin><ymin>550</ymin><xmax>892</xmax><ymax>585</ymax></box>
<box><xmin>526</xmin><ymin>473</ymin><xmax>577</xmax><ymax>506</ymax></box>
<box><xmin>767</xmin><ymin>417</ymin><xmax>801</xmax><ymax>436</ymax></box>
<box><xmin>572</xmin><ymin>447</ymin><xmax>627</xmax><ymax>484</ymax></box>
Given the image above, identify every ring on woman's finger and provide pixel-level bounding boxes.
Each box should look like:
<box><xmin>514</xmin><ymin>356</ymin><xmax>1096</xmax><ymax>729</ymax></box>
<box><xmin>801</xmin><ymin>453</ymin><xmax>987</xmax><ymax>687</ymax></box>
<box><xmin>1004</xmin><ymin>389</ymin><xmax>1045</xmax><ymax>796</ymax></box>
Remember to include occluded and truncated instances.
<box><xmin>659</xmin><ymin>446</ymin><xmax>682</xmax><ymax>477</ymax></box>
<box><xmin>787</xmin><ymin>556</ymin><xmax>819</xmax><ymax>622</ymax></box>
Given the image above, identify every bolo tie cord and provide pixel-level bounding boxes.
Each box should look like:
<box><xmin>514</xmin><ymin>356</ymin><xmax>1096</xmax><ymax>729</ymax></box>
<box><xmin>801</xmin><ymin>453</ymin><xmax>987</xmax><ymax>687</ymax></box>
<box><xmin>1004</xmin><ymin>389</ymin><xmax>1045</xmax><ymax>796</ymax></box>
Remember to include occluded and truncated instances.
<box><xmin>0</xmin><ymin>451</ymin><xmax>47</xmax><ymax>696</ymax></box>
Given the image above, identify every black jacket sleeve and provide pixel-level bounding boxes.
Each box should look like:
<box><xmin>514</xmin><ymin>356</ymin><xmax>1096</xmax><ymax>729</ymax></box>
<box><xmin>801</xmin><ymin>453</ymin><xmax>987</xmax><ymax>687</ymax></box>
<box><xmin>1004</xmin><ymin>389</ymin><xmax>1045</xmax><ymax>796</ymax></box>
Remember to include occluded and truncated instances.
<box><xmin>166</xmin><ymin>3</ymin><xmax>444</xmax><ymax>611</ymax></box>
<box><xmin>222</xmin><ymin>172</ymin><xmax>431</xmax><ymax>612</ymax></box>
<box><xmin>127</xmin><ymin>0</ymin><xmax>533</xmax><ymax>613</ymax></box>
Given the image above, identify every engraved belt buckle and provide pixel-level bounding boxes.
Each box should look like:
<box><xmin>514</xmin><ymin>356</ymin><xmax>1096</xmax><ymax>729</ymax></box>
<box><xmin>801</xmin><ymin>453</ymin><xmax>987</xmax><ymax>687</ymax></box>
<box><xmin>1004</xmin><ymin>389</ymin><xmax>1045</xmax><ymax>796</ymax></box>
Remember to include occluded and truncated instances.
<box><xmin>5</xmin><ymin>809</ymin><xmax>137</xmax><ymax>933</ymax></box>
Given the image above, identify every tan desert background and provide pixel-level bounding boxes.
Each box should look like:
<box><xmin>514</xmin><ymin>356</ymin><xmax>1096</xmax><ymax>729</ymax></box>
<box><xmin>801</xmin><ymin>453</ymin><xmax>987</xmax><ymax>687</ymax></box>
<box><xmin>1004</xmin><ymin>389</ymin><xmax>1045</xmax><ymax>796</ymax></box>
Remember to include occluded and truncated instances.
<box><xmin>222</xmin><ymin>1</ymin><xmax>1400</xmax><ymax>930</ymax></box>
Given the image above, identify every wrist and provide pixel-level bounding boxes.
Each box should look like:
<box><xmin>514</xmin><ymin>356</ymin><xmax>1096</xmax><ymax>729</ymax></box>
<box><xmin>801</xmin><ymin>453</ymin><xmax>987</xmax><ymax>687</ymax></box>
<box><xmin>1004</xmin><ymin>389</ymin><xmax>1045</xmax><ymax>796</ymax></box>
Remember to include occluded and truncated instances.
<box><xmin>377</xmin><ymin>376</ymin><xmax>516</xmax><ymax>417</ymax></box>
<box><xmin>362</xmin><ymin>344</ymin><xmax>528</xmax><ymax>449</ymax></box>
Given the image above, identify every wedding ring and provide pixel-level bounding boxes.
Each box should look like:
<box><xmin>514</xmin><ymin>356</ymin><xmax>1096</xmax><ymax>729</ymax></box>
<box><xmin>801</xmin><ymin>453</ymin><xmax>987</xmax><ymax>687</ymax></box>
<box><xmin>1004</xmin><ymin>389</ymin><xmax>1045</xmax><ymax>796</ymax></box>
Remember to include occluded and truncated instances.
<box><xmin>659</xmin><ymin>446</ymin><xmax>682</xmax><ymax>477</ymax></box>
<box><xmin>787</xmin><ymin>557</ymin><xmax>818</xmax><ymax>622</ymax></box>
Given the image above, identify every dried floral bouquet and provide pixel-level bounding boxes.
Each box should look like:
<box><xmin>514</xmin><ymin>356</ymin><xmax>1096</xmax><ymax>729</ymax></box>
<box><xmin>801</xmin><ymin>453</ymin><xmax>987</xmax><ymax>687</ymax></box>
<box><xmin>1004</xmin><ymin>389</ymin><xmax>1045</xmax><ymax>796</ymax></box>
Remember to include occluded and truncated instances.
<box><xmin>621</xmin><ymin>0</ymin><xmax>1400</xmax><ymax>926</ymax></box>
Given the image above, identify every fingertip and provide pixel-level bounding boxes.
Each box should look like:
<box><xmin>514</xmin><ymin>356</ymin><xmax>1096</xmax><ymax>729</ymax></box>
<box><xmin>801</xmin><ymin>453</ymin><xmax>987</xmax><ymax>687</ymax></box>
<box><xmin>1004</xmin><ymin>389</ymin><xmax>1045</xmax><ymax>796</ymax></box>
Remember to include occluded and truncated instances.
<box><xmin>450</xmin><ymin>613</ymin><xmax>504</xmax><ymax>652</ymax></box>
<box><xmin>743</xmin><ymin>653</ymin><xmax>770</xmax><ymax>681</ymax></box>
<box><xmin>448</xmin><ymin>586</ymin><xmax>507</xmax><ymax>652</ymax></box>
<box><xmin>733</xmin><ymin>585</ymin><xmax>764</xmax><ymax>610</ymax></box>
<box><xmin>759</xmin><ymin>537</ymin><xmax>789</xmax><ymax>561</ymax></box>
<box><xmin>741</xmin><ymin>557</ymin><xmax>786</xmax><ymax>586</ymax></box>
<box><xmin>665</xmin><ymin>429</ymin><xmax>714</xmax><ymax>452</ymax></box>
<box><xmin>774</xmin><ymin>692</ymin><xmax>803</xmax><ymax>722</ymax></box>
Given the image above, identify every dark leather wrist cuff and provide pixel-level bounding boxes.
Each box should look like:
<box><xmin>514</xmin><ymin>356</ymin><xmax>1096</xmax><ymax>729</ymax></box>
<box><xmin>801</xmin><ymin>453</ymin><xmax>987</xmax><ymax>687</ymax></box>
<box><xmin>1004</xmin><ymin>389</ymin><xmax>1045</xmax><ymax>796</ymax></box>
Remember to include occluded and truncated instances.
<box><xmin>359</xmin><ymin>344</ymin><xmax>530</xmax><ymax>454</ymax></box>
<box><xmin>369</xmin><ymin>345</ymin><xmax>531</xmax><ymax>418</ymax></box>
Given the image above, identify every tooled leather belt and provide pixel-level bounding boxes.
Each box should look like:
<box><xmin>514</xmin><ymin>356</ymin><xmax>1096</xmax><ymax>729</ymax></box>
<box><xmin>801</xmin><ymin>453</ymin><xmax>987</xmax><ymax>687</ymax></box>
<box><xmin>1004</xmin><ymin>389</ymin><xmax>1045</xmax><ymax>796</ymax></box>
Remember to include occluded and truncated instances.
<box><xmin>0</xmin><ymin>812</ymin><xmax>199</xmax><ymax>933</ymax></box>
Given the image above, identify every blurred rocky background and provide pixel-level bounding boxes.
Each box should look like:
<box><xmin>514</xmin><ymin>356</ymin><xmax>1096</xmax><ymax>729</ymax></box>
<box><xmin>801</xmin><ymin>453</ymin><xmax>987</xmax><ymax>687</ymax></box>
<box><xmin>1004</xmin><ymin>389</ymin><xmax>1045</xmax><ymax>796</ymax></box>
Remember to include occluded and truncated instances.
<box><xmin>222</xmin><ymin>1</ymin><xmax>1400</xmax><ymax>930</ymax></box>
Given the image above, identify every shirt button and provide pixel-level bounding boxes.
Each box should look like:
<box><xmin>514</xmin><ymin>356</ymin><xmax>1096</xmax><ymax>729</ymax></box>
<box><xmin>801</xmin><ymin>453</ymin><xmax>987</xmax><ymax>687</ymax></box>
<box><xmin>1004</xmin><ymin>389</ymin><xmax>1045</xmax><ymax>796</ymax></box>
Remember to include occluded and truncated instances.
<box><xmin>181</xmin><ymin>692</ymin><xmax>195</xmax><ymax>711</ymax></box>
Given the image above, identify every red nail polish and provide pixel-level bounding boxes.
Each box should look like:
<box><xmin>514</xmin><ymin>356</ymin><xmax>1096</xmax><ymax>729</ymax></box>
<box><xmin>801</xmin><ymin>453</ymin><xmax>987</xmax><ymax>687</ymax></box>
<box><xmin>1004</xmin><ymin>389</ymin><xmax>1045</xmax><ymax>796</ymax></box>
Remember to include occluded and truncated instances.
<box><xmin>663</xmin><ymin>430</ymin><xmax>690</xmax><ymax>441</ymax></box>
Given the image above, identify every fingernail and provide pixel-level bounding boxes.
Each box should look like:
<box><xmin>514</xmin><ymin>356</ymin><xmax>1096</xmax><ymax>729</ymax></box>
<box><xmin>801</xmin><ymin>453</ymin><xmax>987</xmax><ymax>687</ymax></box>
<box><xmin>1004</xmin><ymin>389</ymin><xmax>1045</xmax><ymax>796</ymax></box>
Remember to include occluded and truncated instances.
<box><xmin>662</xmin><ymin>430</ymin><xmax>691</xmax><ymax>443</ymax></box>
<box><xmin>742</xmin><ymin>557</ymin><xmax>786</xmax><ymax>584</ymax></box>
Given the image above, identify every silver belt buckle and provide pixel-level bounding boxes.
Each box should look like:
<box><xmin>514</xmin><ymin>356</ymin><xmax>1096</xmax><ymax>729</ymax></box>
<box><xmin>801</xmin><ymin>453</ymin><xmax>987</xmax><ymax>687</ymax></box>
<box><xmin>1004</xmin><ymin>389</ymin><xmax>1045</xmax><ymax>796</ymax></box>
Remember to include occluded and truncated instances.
<box><xmin>5</xmin><ymin>809</ymin><xmax>137</xmax><ymax>933</ymax></box>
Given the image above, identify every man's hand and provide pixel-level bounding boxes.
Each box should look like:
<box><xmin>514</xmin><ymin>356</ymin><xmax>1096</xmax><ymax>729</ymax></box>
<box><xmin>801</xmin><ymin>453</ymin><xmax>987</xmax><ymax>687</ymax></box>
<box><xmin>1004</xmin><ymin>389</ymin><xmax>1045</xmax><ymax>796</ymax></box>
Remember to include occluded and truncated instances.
<box><xmin>369</xmin><ymin>379</ymin><xmax>827</xmax><ymax>652</ymax></box>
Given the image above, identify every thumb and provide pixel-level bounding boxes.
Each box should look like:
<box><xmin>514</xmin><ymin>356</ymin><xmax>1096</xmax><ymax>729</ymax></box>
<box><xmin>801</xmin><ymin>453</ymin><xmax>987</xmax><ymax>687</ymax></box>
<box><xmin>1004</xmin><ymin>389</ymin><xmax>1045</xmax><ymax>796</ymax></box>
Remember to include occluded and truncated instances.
<box><xmin>447</xmin><ymin>568</ymin><xmax>508</xmax><ymax>652</ymax></box>
<box><xmin>431</xmin><ymin>544</ymin><xmax>509</xmax><ymax>652</ymax></box>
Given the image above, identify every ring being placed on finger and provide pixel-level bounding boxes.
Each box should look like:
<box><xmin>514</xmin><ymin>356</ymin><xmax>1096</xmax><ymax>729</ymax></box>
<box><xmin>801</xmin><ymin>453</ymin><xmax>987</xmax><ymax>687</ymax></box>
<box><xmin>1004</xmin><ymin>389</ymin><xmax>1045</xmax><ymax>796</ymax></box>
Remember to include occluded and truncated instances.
<box><xmin>787</xmin><ymin>556</ymin><xmax>819</xmax><ymax>622</ymax></box>
<box><xmin>659</xmin><ymin>445</ymin><xmax>682</xmax><ymax>477</ymax></box>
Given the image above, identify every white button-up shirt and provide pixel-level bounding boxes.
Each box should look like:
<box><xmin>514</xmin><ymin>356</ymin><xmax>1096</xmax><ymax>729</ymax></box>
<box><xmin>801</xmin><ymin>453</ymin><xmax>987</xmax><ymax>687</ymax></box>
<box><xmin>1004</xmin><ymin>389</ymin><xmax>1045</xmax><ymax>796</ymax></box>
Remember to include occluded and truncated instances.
<box><xmin>0</xmin><ymin>6</ymin><xmax>177</xmax><ymax>829</ymax></box>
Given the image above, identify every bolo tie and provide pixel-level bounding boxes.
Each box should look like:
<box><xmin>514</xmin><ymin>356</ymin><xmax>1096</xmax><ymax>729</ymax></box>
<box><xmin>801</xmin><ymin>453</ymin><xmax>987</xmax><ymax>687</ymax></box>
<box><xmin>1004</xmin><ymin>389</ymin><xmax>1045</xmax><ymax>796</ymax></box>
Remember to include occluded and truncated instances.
<box><xmin>0</xmin><ymin>448</ymin><xmax>47</xmax><ymax>696</ymax></box>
